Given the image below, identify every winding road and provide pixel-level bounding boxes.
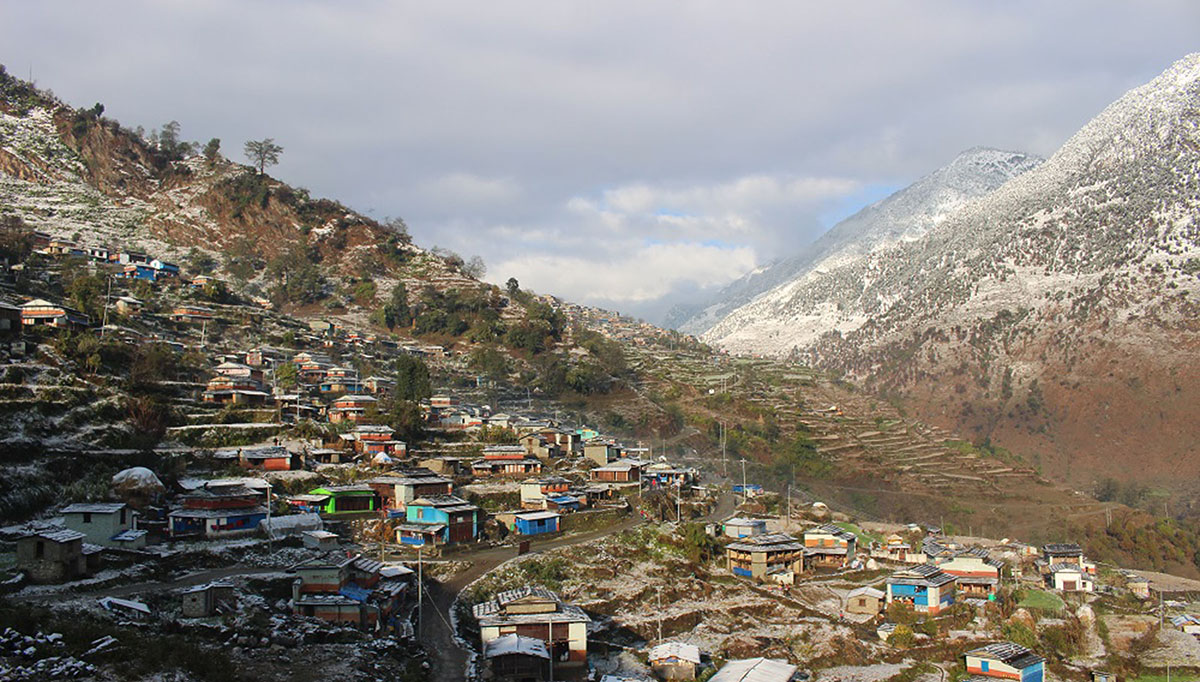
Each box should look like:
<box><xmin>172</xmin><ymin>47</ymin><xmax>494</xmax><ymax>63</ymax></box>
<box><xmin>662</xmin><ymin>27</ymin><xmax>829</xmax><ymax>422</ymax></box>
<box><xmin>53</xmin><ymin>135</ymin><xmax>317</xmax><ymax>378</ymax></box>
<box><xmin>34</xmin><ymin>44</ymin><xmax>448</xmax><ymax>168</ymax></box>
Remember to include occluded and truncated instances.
<box><xmin>419</xmin><ymin>491</ymin><xmax>735</xmax><ymax>682</ymax></box>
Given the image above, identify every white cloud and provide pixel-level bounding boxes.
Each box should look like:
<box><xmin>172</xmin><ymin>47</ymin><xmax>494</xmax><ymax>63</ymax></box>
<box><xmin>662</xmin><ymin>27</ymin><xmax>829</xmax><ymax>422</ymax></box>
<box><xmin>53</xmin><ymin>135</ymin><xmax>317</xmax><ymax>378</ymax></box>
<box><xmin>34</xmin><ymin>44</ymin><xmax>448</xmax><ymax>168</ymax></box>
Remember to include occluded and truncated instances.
<box><xmin>490</xmin><ymin>241</ymin><xmax>757</xmax><ymax>306</ymax></box>
<box><xmin>417</xmin><ymin>173</ymin><xmax>521</xmax><ymax>207</ymax></box>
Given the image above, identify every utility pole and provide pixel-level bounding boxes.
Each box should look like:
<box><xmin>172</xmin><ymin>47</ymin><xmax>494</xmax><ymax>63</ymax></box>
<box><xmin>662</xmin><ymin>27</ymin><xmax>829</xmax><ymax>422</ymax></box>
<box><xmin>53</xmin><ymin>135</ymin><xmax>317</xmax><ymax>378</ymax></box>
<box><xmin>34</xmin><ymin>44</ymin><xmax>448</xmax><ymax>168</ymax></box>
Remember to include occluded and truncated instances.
<box><xmin>547</xmin><ymin>617</ymin><xmax>554</xmax><ymax>682</ymax></box>
<box><xmin>99</xmin><ymin>274</ymin><xmax>113</xmax><ymax>338</ymax></box>
<box><xmin>657</xmin><ymin>590</ymin><xmax>662</xmax><ymax>641</ymax></box>
<box><xmin>417</xmin><ymin>544</ymin><xmax>423</xmax><ymax>635</ymax></box>
<box><xmin>264</xmin><ymin>484</ymin><xmax>273</xmax><ymax>554</ymax></box>
<box><xmin>741</xmin><ymin>458</ymin><xmax>747</xmax><ymax>505</ymax></box>
<box><xmin>720</xmin><ymin>421</ymin><xmax>727</xmax><ymax>477</ymax></box>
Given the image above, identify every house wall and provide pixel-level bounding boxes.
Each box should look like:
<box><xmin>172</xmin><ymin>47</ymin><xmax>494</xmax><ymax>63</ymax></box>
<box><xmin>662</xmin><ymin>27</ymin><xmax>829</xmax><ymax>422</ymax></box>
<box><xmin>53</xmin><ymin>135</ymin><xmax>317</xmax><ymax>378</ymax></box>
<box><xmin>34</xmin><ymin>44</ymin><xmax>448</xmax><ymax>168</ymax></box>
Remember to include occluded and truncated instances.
<box><xmin>964</xmin><ymin>655</ymin><xmax>1043</xmax><ymax>682</ymax></box>
<box><xmin>16</xmin><ymin>538</ymin><xmax>85</xmax><ymax>583</ymax></box>
<box><xmin>650</xmin><ymin>660</ymin><xmax>697</xmax><ymax>681</ymax></box>
<box><xmin>64</xmin><ymin>510</ymin><xmax>132</xmax><ymax>548</ymax></box>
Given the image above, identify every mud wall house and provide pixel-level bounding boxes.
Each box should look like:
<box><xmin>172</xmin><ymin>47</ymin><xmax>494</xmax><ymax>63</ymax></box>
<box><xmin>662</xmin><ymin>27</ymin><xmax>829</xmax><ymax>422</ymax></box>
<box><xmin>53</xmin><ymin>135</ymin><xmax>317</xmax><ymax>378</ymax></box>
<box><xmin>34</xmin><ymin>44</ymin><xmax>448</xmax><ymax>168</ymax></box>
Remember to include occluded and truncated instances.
<box><xmin>0</xmin><ymin>300</ymin><xmax>21</xmax><ymax>338</ymax></box>
<box><xmin>589</xmin><ymin>460</ymin><xmax>642</xmax><ymax>484</ymax></box>
<box><xmin>844</xmin><ymin>586</ymin><xmax>885</xmax><ymax>616</ymax></box>
<box><xmin>964</xmin><ymin>642</ymin><xmax>1045</xmax><ymax>682</ymax></box>
<box><xmin>938</xmin><ymin>549</ymin><xmax>1001</xmax><ymax>599</ymax></box>
<box><xmin>328</xmin><ymin>394</ymin><xmax>378</xmax><ymax>424</ymax></box>
<box><xmin>168</xmin><ymin>485</ymin><xmax>268</xmax><ymax>538</ymax></box>
<box><xmin>886</xmin><ymin>564</ymin><xmax>957</xmax><ymax>614</ymax></box>
<box><xmin>484</xmin><ymin>634</ymin><xmax>551</xmax><ymax>681</ymax></box>
<box><xmin>20</xmin><ymin>298</ymin><xmax>89</xmax><ymax>329</ymax></box>
<box><xmin>61</xmin><ymin>502</ymin><xmax>146</xmax><ymax>549</ymax></box>
<box><xmin>803</xmin><ymin>524</ymin><xmax>858</xmax><ymax>569</ymax></box>
<box><xmin>202</xmin><ymin>375</ymin><xmax>269</xmax><ymax>406</ymax></box>
<box><xmin>181</xmin><ymin>581</ymin><xmax>237</xmax><ymax>618</ymax></box>
<box><xmin>353</xmin><ymin>425</ymin><xmax>406</xmax><ymax>458</ymax></box>
<box><xmin>168</xmin><ymin>305</ymin><xmax>215</xmax><ymax>323</ymax></box>
<box><xmin>583</xmin><ymin>440</ymin><xmax>619</xmax><ymax>466</ymax></box>
<box><xmin>647</xmin><ymin>641</ymin><xmax>701</xmax><ymax>681</ymax></box>
<box><xmin>233</xmin><ymin>445</ymin><xmax>297</xmax><ymax>471</ymax></box>
<box><xmin>473</xmin><ymin>587</ymin><xmax>590</xmax><ymax>670</ymax></box>
<box><xmin>520</xmin><ymin>477</ymin><xmax>571</xmax><ymax>509</ymax></box>
<box><xmin>726</xmin><ymin>532</ymin><xmax>805</xmax><ymax>580</ymax></box>
<box><xmin>16</xmin><ymin>529</ymin><xmax>94</xmax><ymax>583</ymax></box>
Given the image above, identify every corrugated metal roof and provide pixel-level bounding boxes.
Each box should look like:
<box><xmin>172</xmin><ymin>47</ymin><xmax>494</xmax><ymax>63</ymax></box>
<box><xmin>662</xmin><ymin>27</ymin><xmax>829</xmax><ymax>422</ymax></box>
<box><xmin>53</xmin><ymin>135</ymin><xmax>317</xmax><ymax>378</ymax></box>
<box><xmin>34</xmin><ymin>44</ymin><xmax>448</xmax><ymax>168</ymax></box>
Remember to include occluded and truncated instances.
<box><xmin>709</xmin><ymin>657</ymin><xmax>797</xmax><ymax>682</ymax></box>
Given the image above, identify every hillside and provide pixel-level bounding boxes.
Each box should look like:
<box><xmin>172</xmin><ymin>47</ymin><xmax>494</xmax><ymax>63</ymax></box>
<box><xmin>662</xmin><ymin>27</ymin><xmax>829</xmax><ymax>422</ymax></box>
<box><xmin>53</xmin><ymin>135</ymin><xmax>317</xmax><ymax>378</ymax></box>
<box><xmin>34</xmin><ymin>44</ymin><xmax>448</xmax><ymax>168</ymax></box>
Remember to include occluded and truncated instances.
<box><xmin>702</xmin><ymin>54</ymin><xmax>1200</xmax><ymax>502</ymax></box>
<box><xmin>667</xmin><ymin>147</ymin><xmax>1042</xmax><ymax>335</ymax></box>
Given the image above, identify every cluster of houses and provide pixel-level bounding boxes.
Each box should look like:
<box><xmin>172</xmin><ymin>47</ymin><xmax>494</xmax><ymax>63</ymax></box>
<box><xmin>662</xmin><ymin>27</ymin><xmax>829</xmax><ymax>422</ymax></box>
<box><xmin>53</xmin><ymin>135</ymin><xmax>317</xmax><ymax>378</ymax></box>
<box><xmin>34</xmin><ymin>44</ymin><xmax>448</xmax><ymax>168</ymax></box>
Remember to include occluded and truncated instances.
<box><xmin>471</xmin><ymin>580</ymin><xmax>1053</xmax><ymax>682</ymax></box>
<box><xmin>717</xmin><ymin>515</ymin><xmax>1106</xmax><ymax>621</ymax></box>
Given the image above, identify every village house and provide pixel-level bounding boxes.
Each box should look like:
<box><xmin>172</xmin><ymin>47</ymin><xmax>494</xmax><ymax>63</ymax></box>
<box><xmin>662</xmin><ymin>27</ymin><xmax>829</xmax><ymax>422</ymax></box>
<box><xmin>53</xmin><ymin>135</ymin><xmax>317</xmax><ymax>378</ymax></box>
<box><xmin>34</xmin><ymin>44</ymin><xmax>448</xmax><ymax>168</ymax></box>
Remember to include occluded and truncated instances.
<box><xmin>642</xmin><ymin>461</ymin><xmax>695</xmax><ymax>489</ymax></box>
<box><xmin>368</xmin><ymin>469</ymin><xmax>453</xmax><ymax>513</ymax></box>
<box><xmin>113</xmin><ymin>295</ymin><xmax>143</xmax><ymax>316</ymax></box>
<box><xmin>202</xmin><ymin>374</ymin><xmax>270</xmax><ymax>405</ymax></box>
<box><xmin>870</xmin><ymin>533</ymin><xmax>920</xmax><ymax>563</ymax></box>
<box><xmin>290</xmin><ymin>553</ymin><xmax>408</xmax><ymax>631</ymax></box>
<box><xmin>190</xmin><ymin>274</ymin><xmax>217</xmax><ymax>289</ymax></box>
<box><xmin>0</xmin><ymin>300</ymin><xmax>21</xmax><ymax>338</ymax></box>
<box><xmin>168</xmin><ymin>304</ymin><xmax>215</xmax><ymax>323</ymax></box>
<box><xmin>479</xmin><ymin>446</ymin><xmax>544</xmax><ymax>477</ymax></box>
<box><xmin>61</xmin><ymin>502</ymin><xmax>146</xmax><ymax>549</ymax></box>
<box><xmin>1039</xmin><ymin>543</ymin><xmax>1096</xmax><ymax>592</ymax></box>
<box><xmin>964</xmin><ymin>642</ymin><xmax>1045</xmax><ymax>682</ymax></box>
<box><xmin>114</xmin><ymin>251</ymin><xmax>150</xmax><ymax>265</ymax></box>
<box><xmin>398</xmin><ymin>494</ymin><xmax>481</xmax><ymax>546</ymax></box>
<box><xmin>213</xmin><ymin>445</ymin><xmax>297</xmax><ymax>471</ymax></box>
<box><xmin>213</xmin><ymin>361</ymin><xmax>265</xmax><ymax>385</ymax></box>
<box><xmin>845</xmin><ymin>586</ymin><xmax>885</xmax><ymax>617</ymax></box>
<box><xmin>16</xmin><ymin>528</ymin><xmax>97</xmax><ymax>583</ymax></box>
<box><xmin>20</xmin><ymin>298</ymin><xmax>89</xmax><ymax>329</ymax></box>
<box><xmin>473</xmin><ymin>586</ymin><xmax>590</xmax><ymax>673</ymax></box>
<box><xmin>302</xmin><ymin>485</ymin><xmax>378</xmax><ymax>515</ymax></box>
<box><xmin>520</xmin><ymin>476</ymin><xmax>571</xmax><ymax>509</ymax></box>
<box><xmin>803</xmin><ymin>524</ymin><xmax>858</xmax><ymax>569</ymax></box>
<box><xmin>726</xmin><ymin>532</ymin><xmax>805</xmax><ymax>582</ymax></box>
<box><xmin>709</xmin><ymin>658</ymin><xmax>797</xmax><ymax>682</ymax></box>
<box><xmin>328</xmin><ymin>394</ymin><xmax>378</xmax><ymax>423</ymax></box>
<box><xmin>722</xmin><ymin>517</ymin><xmax>767</xmax><ymax>539</ymax></box>
<box><xmin>352</xmin><ymin>424</ymin><xmax>406</xmax><ymax>458</ymax></box>
<box><xmin>1124</xmin><ymin>572</ymin><xmax>1151</xmax><ymax>599</ymax></box>
<box><xmin>181</xmin><ymin>580</ymin><xmax>237</xmax><ymax>618</ymax></box>
<box><xmin>886</xmin><ymin>564</ymin><xmax>957</xmax><ymax>614</ymax></box>
<box><xmin>589</xmin><ymin>459</ymin><xmax>644</xmax><ymax>484</ymax></box>
<box><xmin>244</xmin><ymin>345</ymin><xmax>284</xmax><ymax>368</ymax></box>
<box><xmin>938</xmin><ymin>548</ymin><xmax>1002</xmax><ymax>599</ymax></box>
<box><xmin>362</xmin><ymin>375</ymin><xmax>395</xmax><ymax>395</ymax></box>
<box><xmin>483</xmin><ymin>634</ymin><xmax>551</xmax><ymax>682</ymax></box>
<box><xmin>168</xmin><ymin>484</ymin><xmax>268</xmax><ymax>538</ymax></box>
<box><xmin>303</xmin><ymin>529</ymin><xmax>341</xmax><ymax>551</ymax></box>
<box><xmin>520</xmin><ymin>432</ymin><xmax>563</xmax><ymax>460</ymax></box>
<box><xmin>149</xmin><ymin>259</ymin><xmax>179</xmax><ymax>277</ymax></box>
<box><xmin>648</xmin><ymin>641</ymin><xmax>701</xmax><ymax>681</ymax></box>
<box><xmin>122</xmin><ymin>263</ymin><xmax>158</xmax><ymax>281</ymax></box>
<box><xmin>499</xmin><ymin>510</ymin><xmax>562</xmax><ymax>536</ymax></box>
<box><xmin>583</xmin><ymin>439</ymin><xmax>620</xmax><ymax>466</ymax></box>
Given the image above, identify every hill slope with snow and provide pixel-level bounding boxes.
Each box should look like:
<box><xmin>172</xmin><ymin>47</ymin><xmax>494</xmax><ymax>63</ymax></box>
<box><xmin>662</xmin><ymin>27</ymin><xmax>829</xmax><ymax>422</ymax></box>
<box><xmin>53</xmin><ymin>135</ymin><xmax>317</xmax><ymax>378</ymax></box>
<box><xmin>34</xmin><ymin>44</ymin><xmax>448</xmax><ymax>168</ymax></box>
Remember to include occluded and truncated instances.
<box><xmin>704</xmin><ymin>53</ymin><xmax>1200</xmax><ymax>494</ymax></box>
<box><xmin>667</xmin><ymin>147</ymin><xmax>1042</xmax><ymax>335</ymax></box>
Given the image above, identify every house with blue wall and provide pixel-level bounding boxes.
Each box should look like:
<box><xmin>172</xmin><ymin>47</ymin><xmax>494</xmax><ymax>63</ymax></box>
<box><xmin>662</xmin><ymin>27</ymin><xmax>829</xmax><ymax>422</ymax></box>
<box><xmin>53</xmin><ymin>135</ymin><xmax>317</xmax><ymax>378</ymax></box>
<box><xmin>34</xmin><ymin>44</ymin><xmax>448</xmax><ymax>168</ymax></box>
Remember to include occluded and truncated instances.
<box><xmin>123</xmin><ymin>263</ymin><xmax>158</xmax><ymax>281</ymax></box>
<box><xmin>401</xmin><ymin>494</ymin><xmax>481</xmax><ymax>545</ymax></box>
<box><xmin>965</xmin><ymin>642</ymin><xmax>1044</xmax><ymax>682</ymax></box>
<box><xmin>511</xmin><ymin>511</ymin><xmax>560</xmax><ymax>535</ymax></box>
<box><xmin>886</xmin><ymin>563</ymin><xmax>956</xmax><ymax>614</ymax></box>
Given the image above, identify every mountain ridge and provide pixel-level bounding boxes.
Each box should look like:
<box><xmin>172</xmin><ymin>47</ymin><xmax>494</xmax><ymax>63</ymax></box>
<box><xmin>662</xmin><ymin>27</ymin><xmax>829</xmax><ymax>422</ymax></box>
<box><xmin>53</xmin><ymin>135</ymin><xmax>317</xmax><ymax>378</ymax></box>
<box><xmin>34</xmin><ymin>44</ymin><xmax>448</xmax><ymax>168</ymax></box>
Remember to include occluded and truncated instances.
<box><xmin>703</xmin><ymin>52</ymin><xmax>1200</xmax><ymax>498</ymax></box>
<box><xmin>668</xmin><ymin>146</ymin><xmax>1043</xmax><ymax>335</ymax></box>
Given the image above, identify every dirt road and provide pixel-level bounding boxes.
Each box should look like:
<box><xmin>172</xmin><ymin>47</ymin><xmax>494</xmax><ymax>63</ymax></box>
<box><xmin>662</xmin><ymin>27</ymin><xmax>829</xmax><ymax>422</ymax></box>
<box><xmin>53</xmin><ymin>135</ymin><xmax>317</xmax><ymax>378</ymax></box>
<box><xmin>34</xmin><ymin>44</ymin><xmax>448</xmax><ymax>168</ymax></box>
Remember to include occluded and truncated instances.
<box><xmin>420</xmin><ymin>490</ymin><xmax>734</xmax><ymax>682</ymax></box>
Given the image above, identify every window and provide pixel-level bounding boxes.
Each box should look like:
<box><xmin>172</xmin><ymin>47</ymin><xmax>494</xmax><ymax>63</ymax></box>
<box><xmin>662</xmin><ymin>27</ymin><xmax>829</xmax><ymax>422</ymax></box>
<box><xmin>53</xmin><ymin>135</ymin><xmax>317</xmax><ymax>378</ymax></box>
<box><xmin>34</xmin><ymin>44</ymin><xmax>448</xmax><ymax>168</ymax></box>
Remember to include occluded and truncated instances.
<box><xmin>120</xmin><ymin>508</ymin><xmax>127</xmax><ymax>525</ymax></box>
<box><xmin>82</xmin><ymin>512</ymin><xmax>92</xmax><ymax>524</ymax></box>
<box><xmin>35</xmin><ymin>541</ymin><xmax>44</xmax><ymax>558</ymax></box>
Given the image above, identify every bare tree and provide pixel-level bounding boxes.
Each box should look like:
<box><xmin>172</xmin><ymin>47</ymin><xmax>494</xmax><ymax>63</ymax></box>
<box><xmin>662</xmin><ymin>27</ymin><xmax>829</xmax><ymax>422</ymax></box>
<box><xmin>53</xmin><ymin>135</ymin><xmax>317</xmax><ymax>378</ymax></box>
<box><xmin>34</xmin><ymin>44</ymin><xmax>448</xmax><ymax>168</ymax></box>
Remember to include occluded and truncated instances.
<box><xmin>244</xmin><ymin>138</ymin><xmax>283</xmax><ymax>175</ymax></box>
<box><xmin>463</xmin><ymin>255</ymin><xmax>487</xmax><ymax>279</ymax></box>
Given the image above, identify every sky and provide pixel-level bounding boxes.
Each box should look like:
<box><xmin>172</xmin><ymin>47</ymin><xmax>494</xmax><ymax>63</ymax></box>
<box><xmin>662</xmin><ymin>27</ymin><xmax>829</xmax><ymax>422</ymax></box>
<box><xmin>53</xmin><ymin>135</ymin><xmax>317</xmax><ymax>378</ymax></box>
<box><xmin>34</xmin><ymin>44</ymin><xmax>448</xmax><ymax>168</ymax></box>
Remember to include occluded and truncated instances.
<box><xmin>2</xmin><ymin>1</ymin><xmax>1198</xmax><ymax>323</ymax></box>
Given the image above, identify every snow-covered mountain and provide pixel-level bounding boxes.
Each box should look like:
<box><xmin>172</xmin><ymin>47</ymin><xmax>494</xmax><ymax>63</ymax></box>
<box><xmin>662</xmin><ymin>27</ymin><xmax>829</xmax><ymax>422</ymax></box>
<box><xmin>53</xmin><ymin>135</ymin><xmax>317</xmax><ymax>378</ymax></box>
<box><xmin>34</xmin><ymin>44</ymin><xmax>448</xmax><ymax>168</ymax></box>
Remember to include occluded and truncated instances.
<box><xmin>666</xmin><ymin>147</ymin><xmax>1043</xmax><ymax>335</ymax></box>
<box><xmin>704</xmin><ymin>53</ymin><xmax>1200</xmax><ymax>491</ymax></box>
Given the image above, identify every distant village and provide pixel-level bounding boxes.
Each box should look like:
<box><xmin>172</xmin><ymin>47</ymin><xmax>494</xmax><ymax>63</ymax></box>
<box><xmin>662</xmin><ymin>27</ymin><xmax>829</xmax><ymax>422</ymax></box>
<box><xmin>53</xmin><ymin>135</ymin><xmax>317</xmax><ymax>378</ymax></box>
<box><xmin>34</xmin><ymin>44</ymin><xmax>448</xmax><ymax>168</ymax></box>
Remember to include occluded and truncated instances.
<box><xmin>0</xmin><ymin>233</ymin><xmax>1196</xmax><ymax>682</ymax></box>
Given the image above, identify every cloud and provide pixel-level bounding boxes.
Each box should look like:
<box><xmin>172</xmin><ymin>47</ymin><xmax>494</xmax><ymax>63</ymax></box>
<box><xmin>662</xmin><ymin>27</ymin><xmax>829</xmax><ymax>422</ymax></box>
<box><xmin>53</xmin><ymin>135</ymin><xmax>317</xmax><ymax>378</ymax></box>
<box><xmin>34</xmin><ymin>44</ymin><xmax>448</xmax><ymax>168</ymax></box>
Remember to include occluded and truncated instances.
<box><xmin>3</xmin><ymin>1</ymin><xmax>1198</xmax><ymax>322</ymax></box>
<box><xmin>489</xmin><ymin>241</ymin><xmax>757</xmax><ymax>307</ymax></box>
